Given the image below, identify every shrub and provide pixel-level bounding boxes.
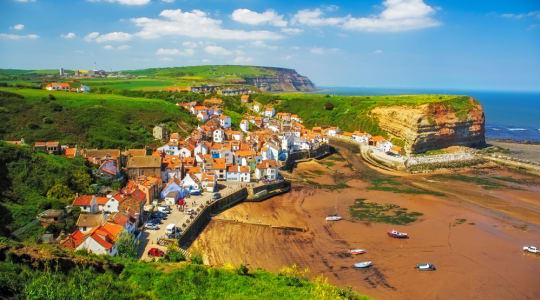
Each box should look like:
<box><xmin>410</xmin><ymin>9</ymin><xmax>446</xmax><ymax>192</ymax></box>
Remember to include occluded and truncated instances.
<box><xmin>190</xmin><ymin>254</ymin><xmax>203</xmax><ymax>264</ymax></box>
<box><xmin>324</xmin><ymin>102</ymin><xmax>334</xmax><ymax>110</ymax></box>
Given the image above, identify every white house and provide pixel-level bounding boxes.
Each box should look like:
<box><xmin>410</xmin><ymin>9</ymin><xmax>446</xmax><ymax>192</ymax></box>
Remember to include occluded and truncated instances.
<box><xmin>226</xmin><ymin>166</ymin><xmax>251</xmax><ymax>182</ymax></box>
<box><xmin>255</xmin><ymin>160</ymin><xmax>278</xmax><ymax>180</ymax></box>
<box><xmin>327</xmin><ymin>127</ymin><xmax>340</xmax><ymax>137</ymax></box>
<box><xmin>181</xmin><ymin>173</ymin><xmax>201</xmax><ymax>192</ymax></box>
<box><xmin>197</xmin><ymin>111</ymin><xmax>208</xmax><ymax>122</ymax></box>
<box><xmin>78</xmin><ymin>85</ymin><xmax>91</xmax><ymax>93</ymax></box>
<box><xmin>102</xmin><ymin>194</ymin><xmax>119</xmax><ymax>213</ymax></box>
<box><xmin>240</xmin><ymin>120</ymin><xmax>249</xmax><ymax>132</ymax></box>
<box><xmin>231</xmin><ymin>131</ymin><xmax>242</xmax><ymax>141</ymax></box>
<box><xmin>76</xmin><ymin>224</ymin><xmax>123</xmax><ymax>256</ymax></box>
<box><xmin>179</xmin><ymin>145</ymin><xmax>194</xmax><ymax>158</ymax></box>
<box><xmin>213</xmin><ymin>128</ymin><xmax>225</xmax><ymax>143</ymax></box>
<box><xmin>195</xmin><ymin>142</ymin><xmax>209</xmax><ymax>156</ymax></box>
<box><xmin>218</xmin><ymin>115</ymin><xmax>231</xmax><ymax>129</ymax></box>
<box><xmin>253</xmin><ymin>104</ymin><xmax>261</xmax><ymax>113</ymax></box>
<box><xmin>201</xmin><ymin>173</ymin><xmax>217</xmax><ymax>193</ymax></box>
<box><xmin>264</xmin><ymin>107</ymin><xmax>276</xmax><ymax>118</ymax></box>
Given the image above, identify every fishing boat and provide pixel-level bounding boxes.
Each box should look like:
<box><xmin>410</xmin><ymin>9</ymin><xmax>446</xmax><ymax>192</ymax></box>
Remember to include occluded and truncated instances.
<box><xmin>349</xmin><ymin>249</ymin><xmax>366</xmax><ymax>255</ymax></box>
<box><xmin>326</xmin><ymin>215</ymin><xmax>342</xmax><ymax>221</ymax></box>
<box><xmin>415</xmin><ymin>263</ymin><xmax>436</xmax><ymax>271</ymax></box>
<box><xmin>523</xmin><ymin>245</ymin><xmax>540</xmax><ymax>254</ymax></box>
<box><xmin>387</xmin><ymin>229</ymin><xmax>408</xmax><ymax>238</ymax></box>
<box><xmin>354</xmin><ymin>261</ymin><xmax>372</xmax><ymax>268</ymax></box>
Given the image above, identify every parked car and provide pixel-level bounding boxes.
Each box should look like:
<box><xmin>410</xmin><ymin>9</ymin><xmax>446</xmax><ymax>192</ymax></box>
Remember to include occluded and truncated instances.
<box><xmin>153</xmin><ymin>212</ymin><xmax>167</xmax><ymax>219</ymax></box>
<box><xmin>144</xmin><ymin>222</ymin><xmax>159</xmax><ymax>230</ymax></box>
<box><xmin>150</xmin><ymin>218</ymin><xmax>162</xmax><ymax>224</ymax></box>
<box><xmin>158</xmin><ymin>206</ymin><xmax>171</xmax><ymax>214</ymax></box>
<box><xmin>212</xmin><ymin>193</ymin><xmax>222</xmax><ymax>200</ymax></box>
<box><xmin>186</xmin><ymin>208</ymin><xmax>196</xmax><ymax>215</ymax></box>
<box><xmin>148</xmin><ymin>248</ymin><xmax>165</xmax><ymax>257</ymax></box>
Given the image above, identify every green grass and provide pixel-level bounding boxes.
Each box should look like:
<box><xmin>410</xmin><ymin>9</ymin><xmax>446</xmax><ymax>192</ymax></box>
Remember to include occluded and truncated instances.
<box><xmin>121</xmin><ymin>65</ymin><xmax>276</xmax><ymax>81</ymax></box>
<box><xmin>414</xmin><ymin>149</ymin><xmax>447</xmax><ymax>156</ymax></box>
<box><xmin>305</xmin><ymin>180</ymin><xmax>350</xmax><ymax>190</ymax></box>
<box><xmin>349</xmin><ymin>198</ymin><xmax>423</xmax><ymax>225</ymax></box>
<box><xmin>80</xmin><ymin>79</ymin><xmax>176</xmax><ymax>90</ymax></box>
<box><xmin>0</xmin><ymin>244</ymin><xmax>369</xmax><ymax>300</ymax></box>
<box><xmin>275</xmin><ymin>93</ymin><xmax>475</xmax><ymax>136</ymax></box>
<box><xmin>433</xmin><ymin>174</ymin><xmax>504</xmax><ymax>190</ymax></box>
<box><xmin>0</xmin><ymin>88</ymin><xmax>197</xmax><ymax>148</ymax></box>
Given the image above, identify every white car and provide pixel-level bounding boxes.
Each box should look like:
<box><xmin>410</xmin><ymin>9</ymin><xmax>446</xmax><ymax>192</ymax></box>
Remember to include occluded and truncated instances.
<box><xmin>523</xmin><ymin>246</ymin><xmax>540</xmax><ymax>254</ymax></box>
<box><xmin>144</xmin><ymin>223</ymin><xmax>159</xmax><ymax>230</ymax></box>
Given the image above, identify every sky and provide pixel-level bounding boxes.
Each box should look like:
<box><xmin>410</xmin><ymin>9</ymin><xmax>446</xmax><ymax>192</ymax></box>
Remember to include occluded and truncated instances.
<box><xmin>1</xmin><ymin>0</ymin><xmax>539</xmax><ymax>91</ymax></box>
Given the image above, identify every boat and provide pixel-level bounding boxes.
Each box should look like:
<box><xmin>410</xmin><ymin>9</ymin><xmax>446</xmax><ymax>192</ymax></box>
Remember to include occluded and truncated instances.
<box><xmin>326</xmin><ymin>215</ymin><xmax>342</xmax><ymax>221</ymax></box>
<box><xmin>354</xmin><ymin>261</ymin><xmax>372</xmax><ymax>268</ymax></box>
<box><xmin>523</xmin><ymin>245</ymin><xmax>540</xmax><ymax>254</ymax></box>
<box><xmin>349</xmin><ymin>249</ymin><xmax>366</xmax><ymax>255</ymax></box>
<box><xmin>387</xmin><ymin>229</ymin><xmax>409</xmax><ymax>238</ymax></box>
<box><xmin>415</xmin><ymin>263</ymin><xmax>436</xmax><ymax>271</ymax></box>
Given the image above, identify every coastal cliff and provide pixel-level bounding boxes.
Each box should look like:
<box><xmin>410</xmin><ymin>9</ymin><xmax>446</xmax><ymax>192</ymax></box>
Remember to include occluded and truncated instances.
<box><xmin>370</xmin><ymin>97</ymin><xmax>485</xmax><ymax>154</ymax></box>
<box><xmin>243</xmin><ymin>67</ymin><xmax>316</xmax><ymax>92</ymax></box>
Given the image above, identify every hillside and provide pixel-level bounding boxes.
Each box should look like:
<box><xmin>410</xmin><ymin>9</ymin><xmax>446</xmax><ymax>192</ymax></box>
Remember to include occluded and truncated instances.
<box><xmin>0</xmin><ymin>242</ymin><xmax>367</xmax><ymax>299</ymax></box>
<box><xmin>274</xmin><ymin>93</ymin><xmax>485</xmax><ymax>153</ymax></box>
<box><xmin>0</xmin><ymin>141</ymin><xmax>93</xmax><ymax>237</ymax></box>
<box><xmin>0</xmin><ymin>88</ymin><xmax>198</xmax><ymax>149</ymax></box>
<box><xmin>121</xmin><ymin>65</ymin><xmax>316</xmax><ymax>92</ymax></box>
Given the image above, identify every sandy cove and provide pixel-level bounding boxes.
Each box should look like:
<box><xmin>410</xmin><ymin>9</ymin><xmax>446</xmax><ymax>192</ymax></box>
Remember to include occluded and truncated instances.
<box><xmin>191</xmin><ymin>151</ymin><xmax>540</xmax><ymax>300</ymax></box>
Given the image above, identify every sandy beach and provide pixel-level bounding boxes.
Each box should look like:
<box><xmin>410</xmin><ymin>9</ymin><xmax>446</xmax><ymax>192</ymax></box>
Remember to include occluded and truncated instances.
<box><xmin>191</xmin><ymin>150</ymin><xmax>540</xmax><ymax>300</ymax></box>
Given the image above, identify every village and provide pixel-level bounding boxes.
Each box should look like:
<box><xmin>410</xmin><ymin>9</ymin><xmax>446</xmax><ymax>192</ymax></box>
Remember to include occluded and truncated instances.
<box><xmin>7</xmin><ymin>93</ymin><xmax>401</xmax><ymax>259</ymax></box>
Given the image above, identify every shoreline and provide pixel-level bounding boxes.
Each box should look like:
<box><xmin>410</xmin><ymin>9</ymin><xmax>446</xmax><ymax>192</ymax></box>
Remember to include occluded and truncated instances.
<box><xmin>486</xmin><ymin>138</ymin><xmax>540</xmax><ymax>146</ymax></box>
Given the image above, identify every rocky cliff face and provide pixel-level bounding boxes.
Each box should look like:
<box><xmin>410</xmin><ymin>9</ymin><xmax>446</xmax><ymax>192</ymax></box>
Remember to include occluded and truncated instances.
<box><xmin>370</xmin><ymin>98</ymin><xmax>485</xmax><ymax>154</ymax></box>
<box><xmin>243</xmin><ymin>67</ymin><xmax>316</xmax><ymax>92</ymax></box>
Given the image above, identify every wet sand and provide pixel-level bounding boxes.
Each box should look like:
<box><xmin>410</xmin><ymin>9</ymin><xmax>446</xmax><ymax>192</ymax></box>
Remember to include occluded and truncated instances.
<box><xmin>191</xmin><ymin>151</ymin><xmax>540</xmax><ymax>299</ymax></box>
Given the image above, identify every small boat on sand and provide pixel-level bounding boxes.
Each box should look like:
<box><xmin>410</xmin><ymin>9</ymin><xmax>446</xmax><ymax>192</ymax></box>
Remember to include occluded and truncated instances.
<box><xmin>387</xmin><ymin>229</ymin><xmax>408</xmax><ymax>238</ymax></box>
<box><xmin>326</xmin><ymin>215</ymin><xmax>342</xmax><ymax>221</ymax></box>
<box><xmin>349</xmin><ymin>249</ymin><xmax>366</xmax><ymax>255</ymax></box>
<box><xmin>523</xmin><ymin>245</ymin><xmax>540</xmax><ymax>254</ymax></box>
<box><xmin>415</xmin><ymin>263</ymin><xmax>436</xmax><ymax>271</ymax></box>
<box><xmin>354</xmin><ymin>261</ymin><xmax>372</xmax><ymax>268</ymax></box>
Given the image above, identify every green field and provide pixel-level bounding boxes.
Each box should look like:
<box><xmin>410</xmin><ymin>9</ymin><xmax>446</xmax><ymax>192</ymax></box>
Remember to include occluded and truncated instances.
<box><xmin>121</xmin><ymin>65</ymin><xmax>276</xmax><ymax>81</ymax></box>
<box><xmin>274</xmin><ymin>93</ymin><xmax>475</xmax><ymax>136</ymax></box>
<box><xmin>0</xmin><ymin>88</ymin><xmax>197</xmax><ymax>148</ymax></box>
<box><xmin>80</xmin><ymin>79</ymin><xmax>177</xmax><ymax>90</ymax></box>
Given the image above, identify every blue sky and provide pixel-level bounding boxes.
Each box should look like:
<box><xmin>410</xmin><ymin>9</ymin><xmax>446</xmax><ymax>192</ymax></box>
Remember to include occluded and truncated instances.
<box><xmin>1</xmin><ymin>0</ymin><xmax>539</xmax><ymax>91</ymax></box>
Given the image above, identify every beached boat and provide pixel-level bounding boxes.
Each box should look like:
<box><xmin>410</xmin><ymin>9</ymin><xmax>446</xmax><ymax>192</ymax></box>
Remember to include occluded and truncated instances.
<box><xmin>415</xmin><ymin>263</ymin><xmax>436</xmax><ymax>271</ymax></box>
<box><xmin>523</xmin><ymin>245</ymin><xmax>540</xmax><ymax>254</ymax></box>
<box><xmin>349</xmin><ymin>249</ymin><xmax>366</xmax><ymax>255</ymax></box>
<box><xmin>387</xmin><ymin>229</ymin><xmax>408</xmax><ymax>238</ymax></box>
<box><xmin>354</xmin><ymin>261</ymin><xmax>372</xmax><ymax>268</ymax></box>
<box><xmin>326</xmin><ymin>215</ymin><xmax>342</xmax><ymax>221</ymax></box>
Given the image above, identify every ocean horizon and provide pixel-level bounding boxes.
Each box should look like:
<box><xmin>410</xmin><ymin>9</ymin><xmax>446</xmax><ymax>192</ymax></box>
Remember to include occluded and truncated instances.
<box><xmin>313</xmin><ymin>87</ymin><xmax>540</xmax><ymax>143</ymax></box>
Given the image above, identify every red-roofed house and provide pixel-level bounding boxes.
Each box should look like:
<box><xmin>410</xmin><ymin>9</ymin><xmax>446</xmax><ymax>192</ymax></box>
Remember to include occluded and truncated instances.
<box><xmin>76</xmin><ymin>223</ymin><xmax>123</xmax><ymax>256</ymax></box>
<box><xmin>226</xmin><ymin>165</ymin><xmax>250</xmax><ymax>182</ymax></box>
<box><xmin>255</xmin><ymin>160</ymin><xmax>278</xmax><ymax>180</ymax></box>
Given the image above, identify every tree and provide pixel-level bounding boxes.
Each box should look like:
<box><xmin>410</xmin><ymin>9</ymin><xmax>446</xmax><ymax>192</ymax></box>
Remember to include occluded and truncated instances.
<box><xmin>116</xmin><ymin>231</ymin><xmax>138</xmax><ymax>258</ymax></box>
<box><xmin>324</xmin><ymin>102</ymin><xmax>334</xmax><ymax>111</ymax></box>
<box><xmin>70</xmin><ymin>170</ymin><xmax>92</xmax><ymax>193</ymax></box>
<box><xmin>46</xmin><ymin>184</ymin><xmax>74</xmax><ymax>203</ymax></box>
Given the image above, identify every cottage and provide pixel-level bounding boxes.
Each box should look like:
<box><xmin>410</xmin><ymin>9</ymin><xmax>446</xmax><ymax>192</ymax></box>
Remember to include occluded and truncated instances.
<box><xmin>45</xmin><ymin>82</ymin><xmax>70</xmax><ymax>91</ymax></box>
<box><xmin>264</xmin><ymin>107</ymin><xmax>276</xmax><ymax>118</ymax></box>
<box><xmin>213</xmin><ymin>128</ymin><xmax>225</xmax><ymax>143</ymax></box>
<box><xmin>218</xmin><ymin>115</ymin><xmax>232</xmax><ymax>129</ymax></box>
<box><xmin>241</xmin><ymin>94</ymin><xmax>250</xmax><ymax>103</ymax></box>
<box><xmin>226</xmin><ymin>165</ymin><xmax>250</xmax><ymax>182</ymax></box>
<box><xmin>153</xmin><ymin>125</ymin><xmax>167</xmax><ymax>140</ymax></box>
<box><xmin>255</xmin><ymin>160</ymin><xmax>278</xmax><ymax>181</ymax></box>
<box><xmin>240</xmin><ymin>120</ymin><xmax>249</xmax><ymax>132</ymax></box>
<box><xmin>76</xmin><ymin>223</ymin><xmax>123</xmax><ymax>256</ymax></box>
<box><xmin>34</xmin><ymin>141</ymin><xmax>60</xmax><ymax>154</ymax></box>
<box><xmin>76</xmin><ymin>213</ymin><xmax>104</xmax><ymax>234</ymax></box>
<box><xmin>181</xmin><ymin>173</ymin><xmax>201</xmax><ymax>193</ymax></box>
<box><xmin>201</xmin><ymin>172</ymin><xmax>217</xmax><ymax>192</ymax></box>
<box><xmin>126</xmin><ymin>156</ymin><xmax>161</xmax><ymax>179</ymax></box>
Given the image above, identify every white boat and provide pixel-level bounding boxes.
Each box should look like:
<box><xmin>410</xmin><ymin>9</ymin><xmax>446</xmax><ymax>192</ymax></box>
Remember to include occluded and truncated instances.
<box><xmin>349</xmin><ymin>249</ymin><xmax>366</xmax><ymax>255</ymax></box>
<box><xmin>326</xmin><ymin>215</ymin><xmax>342</xmax><ymax>221</ymax></box>
<box><xmin>354</xmin><ymin>261</ymin><xmax>372</xmax><ymax>268</ymax></box>
<box><xmin>415</xmin><ymin>263</ymin><xmax>436</xmax><ymax>271</ymax></box>
<box><xmin>523</xmin><ymin>245</ymin><xmax>540</xmax><ymax>254</ymax></box>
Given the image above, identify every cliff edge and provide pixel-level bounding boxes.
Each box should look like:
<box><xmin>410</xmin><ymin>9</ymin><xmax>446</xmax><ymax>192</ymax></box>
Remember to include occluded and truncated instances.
<box><xmin>243</xmin><ymin>67</ymin><xmax>316</xmax><ymax>92</ymax></box>
<box><xmin>371</xmin><ymin>97</ymin><xmax>485</xmax><ymax>154</ymax></box>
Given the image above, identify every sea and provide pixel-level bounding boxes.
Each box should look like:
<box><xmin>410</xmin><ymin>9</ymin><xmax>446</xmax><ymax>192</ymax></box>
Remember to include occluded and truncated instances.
<box><xmin>313</xmin><ymin>87</ymin><xmax>540</xmax><ymax>143</ymax></box>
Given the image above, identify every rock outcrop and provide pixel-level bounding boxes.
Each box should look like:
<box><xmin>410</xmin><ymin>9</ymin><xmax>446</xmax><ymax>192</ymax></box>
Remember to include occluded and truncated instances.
<box><xmin>243</xmin><ymin>67</ymin><xmax>316</xmax><ymax>92</ymax></box>
<box><xmin>370</xmin><ymin>98</ymin><xmax>485</xmax><ymax>154</ymax></box>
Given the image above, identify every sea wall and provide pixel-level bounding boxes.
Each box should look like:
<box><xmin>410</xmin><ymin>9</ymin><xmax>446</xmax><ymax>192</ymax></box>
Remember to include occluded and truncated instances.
<box><xmin>280</xmin><ymin>144</ymin><xmax>331</xmax><ymax>171</ymax></box>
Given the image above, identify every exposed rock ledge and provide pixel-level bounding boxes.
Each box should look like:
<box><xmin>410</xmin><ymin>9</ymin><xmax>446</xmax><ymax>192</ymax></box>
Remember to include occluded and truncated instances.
<box><xmin>371</xmin><ymin>98</ymin><xmax>485</xmax><ymax>154</ymax></box>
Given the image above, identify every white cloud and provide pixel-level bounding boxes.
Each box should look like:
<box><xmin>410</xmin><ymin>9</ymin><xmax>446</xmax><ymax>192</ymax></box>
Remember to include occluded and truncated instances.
<box><xmin>14</xmin><ymin>0</ymin><xmax>36</xmax><ymax>2</ymax></box>
<box><xmin>0</xmin><ymin>33</ymin><xmax>38</xmax><ymax>40</ymax></box>
<box><xmin>292</xmin><ymin>8</ymin><xmax>349</xmax><ymax>26</ymax></box>
<box><xmin>231</xmin><ymin>9</ymin><xmax>287</xmax><ymax>27</ymax></box>
<box><xmin>501</xmin><ymin>11</ymin><xmax>540</xmax><ymax>20</ymax></box>
<box><xmin>182</xmin><ymin>41</ymin><xmax>198</xmax><ymax>48</ymax></box>
<box><xmin>84</xmin><ymin>31</ymin><xmax>132</xmax><ymax>43</ymax></box>
<box><xmin>373</xmin><ymin>49</ymin><xmax>383</xmax><ymax>54</ymax></box>
<box><xmin>132</xmin><ymin>9</ymin><xmax>283</xmax><ymax>40</ymax></box>
<box><xmin>233</xmin><ymin>56</ymin><xmax>254</xmax><ymax>64</ymax></box>
<box><xmin>155</xmin><ymin>48</ymin><xmax>194</xmax><ymax>56</ymax></box>
<box><xmin>11</xmin><ymin>24</ymin><xmax>24</xmax><ymax>30</ymax></box>
<box><xmin>310</xmin><ymin>47</ymin><xmax>339</xmax><ymax>55</ymax></box>
<box><xmin>251</xmin><ymin>40</ymin><xmax>278</xmax><ymax>49</ymax></box>
<box><xmin>88</xmin><ymin>0</ymin><xmax>150</xmax><ymax>6</ymax></box>
<box><xmin>281</xmin><ymin>27</ymin><xmax>303</xmax><ymax>34</ymax></box>
<box><xmin>292</xmin><ymin>1</ymin><xmax>440</xmax><ymax>32</ymax></box>
<box><xmin>283</xmin><ymin>55</ymin><xmax>293</xmax><ymax>60</ymax></box>
<box><xmin>343</xmin><ymin>0</ymin><xmax>441</xmax><ymax>32</ymax></box>
<box><xmin>61</xmin><ymin>32</ymin><xmax>76</xmax><ymax>39</ymax></box>
<box><xmin>202</xmin><ymin>58</ymin><xmax>210</xmax><ymax>63</ymax></box>
<box><xmin>204</xmin><ymin>45</ymin><xmax>232</xmax><ymax>56</ymax></box>
<box><xmin>104</xmin><ymin>44</ymin><xmax>130</xmax><ymax>50</ymax></box>
<box><xmin>162</xmin><ymin>0</ymin><xmax>175</xmax><ymax>3</ymax></box>
<box><xmin>160</xmin><ymin>57</ymin><xmax>173</xmax><ymax>62</ymax></box>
